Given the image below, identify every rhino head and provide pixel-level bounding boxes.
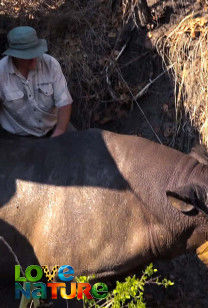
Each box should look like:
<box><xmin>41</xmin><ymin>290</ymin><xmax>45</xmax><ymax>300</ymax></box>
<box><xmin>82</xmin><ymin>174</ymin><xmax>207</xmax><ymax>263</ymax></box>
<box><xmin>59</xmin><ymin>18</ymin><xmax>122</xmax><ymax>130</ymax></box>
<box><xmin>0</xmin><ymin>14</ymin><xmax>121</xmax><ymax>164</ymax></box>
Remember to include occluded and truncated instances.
<box><xmin>167</xmin><ymin>143</ymin><xmax>208</xmax><ymax>215</ymax></box>
<box><xmin>167</xmin><ymin>184</ymin><xmax>208</xmax><ymax>266</ymax></box>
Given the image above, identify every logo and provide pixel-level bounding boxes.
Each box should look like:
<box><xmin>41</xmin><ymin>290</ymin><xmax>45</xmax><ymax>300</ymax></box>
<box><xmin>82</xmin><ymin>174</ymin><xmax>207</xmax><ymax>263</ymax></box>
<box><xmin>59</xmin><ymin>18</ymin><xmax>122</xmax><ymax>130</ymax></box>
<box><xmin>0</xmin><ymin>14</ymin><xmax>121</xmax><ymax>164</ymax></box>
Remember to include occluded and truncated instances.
<box><xmin>15</xmin><ymin>265</ymin><xmax>108</xmax><ymax>300</ymax></box>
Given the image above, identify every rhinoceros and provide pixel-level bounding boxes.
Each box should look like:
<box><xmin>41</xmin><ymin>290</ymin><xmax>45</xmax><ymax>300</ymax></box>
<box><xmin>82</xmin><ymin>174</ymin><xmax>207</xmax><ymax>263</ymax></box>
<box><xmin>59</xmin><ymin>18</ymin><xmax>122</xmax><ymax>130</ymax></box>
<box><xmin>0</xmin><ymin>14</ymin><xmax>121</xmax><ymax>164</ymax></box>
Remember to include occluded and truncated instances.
<box><xmin>0</xmin><ymin>128</ymin><xmax>207</xmax><ymax>305</ymax></box>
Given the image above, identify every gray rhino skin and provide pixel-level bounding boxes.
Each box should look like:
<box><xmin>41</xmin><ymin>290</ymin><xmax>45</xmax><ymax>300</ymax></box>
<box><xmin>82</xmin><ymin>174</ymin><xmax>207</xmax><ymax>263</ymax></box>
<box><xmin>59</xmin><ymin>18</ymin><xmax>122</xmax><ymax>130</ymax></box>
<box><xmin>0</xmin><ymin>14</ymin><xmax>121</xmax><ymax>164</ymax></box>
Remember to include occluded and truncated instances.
<box><xmin>0</xmin><ymin>128</ymin><xmax>208</xmax><ymax>282</ymax></box>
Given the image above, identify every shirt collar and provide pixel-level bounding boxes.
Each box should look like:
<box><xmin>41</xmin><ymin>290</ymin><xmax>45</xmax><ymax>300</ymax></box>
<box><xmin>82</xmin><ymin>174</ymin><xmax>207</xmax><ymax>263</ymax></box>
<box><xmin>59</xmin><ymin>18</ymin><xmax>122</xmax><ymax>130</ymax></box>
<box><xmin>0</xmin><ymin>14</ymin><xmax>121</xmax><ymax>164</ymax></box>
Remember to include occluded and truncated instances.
<box><xmin>7</xmin><ymin>56</ymin><xmax>40</xmax><ymax>78</ymax></box>
<box><xmin>7</xmin><ymin>56</ymin><xmax>16</xmax><ymax>74</ymax></box>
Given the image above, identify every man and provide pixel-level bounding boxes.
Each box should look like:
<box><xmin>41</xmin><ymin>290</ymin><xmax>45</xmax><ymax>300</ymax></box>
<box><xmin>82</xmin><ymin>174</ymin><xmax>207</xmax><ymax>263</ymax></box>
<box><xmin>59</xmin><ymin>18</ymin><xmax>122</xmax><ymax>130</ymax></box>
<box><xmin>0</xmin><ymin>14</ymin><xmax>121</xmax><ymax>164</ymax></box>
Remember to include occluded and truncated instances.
<box><xmin>0</xmin><ymin>26</ymin><xmax>74</xmax><ymax>138</ymax></box>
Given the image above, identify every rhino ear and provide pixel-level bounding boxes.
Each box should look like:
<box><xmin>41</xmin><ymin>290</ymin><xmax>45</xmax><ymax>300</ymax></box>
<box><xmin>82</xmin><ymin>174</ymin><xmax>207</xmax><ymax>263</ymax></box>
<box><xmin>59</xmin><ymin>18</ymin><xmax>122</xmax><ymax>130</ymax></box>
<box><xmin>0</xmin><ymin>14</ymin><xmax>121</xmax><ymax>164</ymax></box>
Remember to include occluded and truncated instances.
<box><xmin>189</xmin><ymin>144</ymin><xmax>208</xmax><ymax>165</ymax></box>
<box><xmin>166</xmin><ymin>184</ymin><xmax>208</xmax><ymax>215</ymax></box>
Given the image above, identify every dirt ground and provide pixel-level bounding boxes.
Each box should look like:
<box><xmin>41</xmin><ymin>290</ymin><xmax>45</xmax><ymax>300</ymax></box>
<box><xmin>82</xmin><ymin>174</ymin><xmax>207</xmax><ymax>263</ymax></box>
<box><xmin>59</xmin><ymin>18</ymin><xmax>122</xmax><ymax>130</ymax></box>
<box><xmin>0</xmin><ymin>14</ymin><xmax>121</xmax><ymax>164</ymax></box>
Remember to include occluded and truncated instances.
<box><xmin>0</xmin><ymin>0</ymin><xmax>207</xmax><ymax>307</ymax></box>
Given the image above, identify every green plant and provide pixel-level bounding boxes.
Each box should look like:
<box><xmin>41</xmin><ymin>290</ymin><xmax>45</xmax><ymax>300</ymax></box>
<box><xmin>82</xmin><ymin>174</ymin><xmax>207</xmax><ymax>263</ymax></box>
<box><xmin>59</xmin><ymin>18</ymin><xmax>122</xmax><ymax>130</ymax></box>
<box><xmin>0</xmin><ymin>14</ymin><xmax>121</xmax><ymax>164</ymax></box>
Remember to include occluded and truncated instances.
<box><xmin>76</xmin><ymin>263</ymin><xmax>174</xmax><ymax>308</ymax></box>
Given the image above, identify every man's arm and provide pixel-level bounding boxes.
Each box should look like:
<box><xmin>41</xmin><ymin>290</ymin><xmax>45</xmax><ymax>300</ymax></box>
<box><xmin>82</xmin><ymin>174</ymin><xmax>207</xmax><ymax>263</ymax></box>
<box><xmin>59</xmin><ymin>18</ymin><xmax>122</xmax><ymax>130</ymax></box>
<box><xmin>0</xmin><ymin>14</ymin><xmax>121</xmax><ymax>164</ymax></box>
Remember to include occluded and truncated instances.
<box><xmin>51</xmin><ymin>104</ymin><xmax>72</xmax><ymax>137</ymax></box>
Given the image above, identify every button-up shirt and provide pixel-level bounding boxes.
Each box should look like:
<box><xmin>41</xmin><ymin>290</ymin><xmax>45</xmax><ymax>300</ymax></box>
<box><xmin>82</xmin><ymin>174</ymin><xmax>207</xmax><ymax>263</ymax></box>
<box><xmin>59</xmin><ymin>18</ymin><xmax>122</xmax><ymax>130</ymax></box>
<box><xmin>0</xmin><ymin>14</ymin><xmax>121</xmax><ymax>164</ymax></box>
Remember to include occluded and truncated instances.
<box><xmin>0</xmin><ymin>54</ymin><xmax>73</xmax><ymax>136</ymax></box>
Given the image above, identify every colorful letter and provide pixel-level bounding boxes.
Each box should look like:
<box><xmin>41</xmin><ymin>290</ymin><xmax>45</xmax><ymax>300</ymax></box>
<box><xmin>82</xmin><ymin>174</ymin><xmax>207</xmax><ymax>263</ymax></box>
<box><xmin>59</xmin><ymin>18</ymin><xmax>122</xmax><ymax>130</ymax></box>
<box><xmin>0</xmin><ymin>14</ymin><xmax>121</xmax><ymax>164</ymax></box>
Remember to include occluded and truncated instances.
<box><xmin>25</xmin><ymin>265</ymin><xmax>43</xmax><ymax>282</ymax></box>
<box><xmin>60</xmin><ymin>282</ymin><xmax>76</xmax><ymax>299</ymax></box>
<box><xmin>77</xmin><ymin>283</ymin><xmax>93</xmax><ymax>300</ymax></box>
<box><xmin>42</xmin><ymin>265</ymin><xmax>59</xmax><ymax>282</ymax></box>
<box><xmin>15</xmin><ymin>265</ymin><xmax>26</xmax><ymax>282</ymax></box>
<box><xmin>15</xmin><ymin>282</ymin><xmax>30</xmax><ymax>299</ymax></box>
<box><xmin>58</xmin><ymin>265</ymin><xmax>74</xmax><ymax>282</ymax></box>
<box><xmin>91</xmin><ymin>283</ymin><xmax>108</xmax><ymax>299</ymax></box>
<box><xmin>32</xmin><ymin>282</ymin><xmax>47</xmax><ymax>299</ymax></box>
<box><xmin>47</xmin><ymin>283</ymin><xmax>65</xmax><ymax>299</ymax></box>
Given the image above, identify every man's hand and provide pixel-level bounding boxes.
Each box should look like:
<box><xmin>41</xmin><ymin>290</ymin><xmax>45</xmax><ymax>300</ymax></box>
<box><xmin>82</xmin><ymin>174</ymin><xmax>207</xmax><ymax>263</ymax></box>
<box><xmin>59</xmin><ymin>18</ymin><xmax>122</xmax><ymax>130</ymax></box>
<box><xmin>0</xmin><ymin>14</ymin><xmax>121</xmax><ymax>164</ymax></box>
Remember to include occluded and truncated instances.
<box><xmin>51</xmin><ymin>104</ymin><xmax>72</xmax><ymax>138</ymax></box>
<box><xmin>51</xmin><ymin>127</ymin><xmax>65</xmax><ymax>138</ymax></box>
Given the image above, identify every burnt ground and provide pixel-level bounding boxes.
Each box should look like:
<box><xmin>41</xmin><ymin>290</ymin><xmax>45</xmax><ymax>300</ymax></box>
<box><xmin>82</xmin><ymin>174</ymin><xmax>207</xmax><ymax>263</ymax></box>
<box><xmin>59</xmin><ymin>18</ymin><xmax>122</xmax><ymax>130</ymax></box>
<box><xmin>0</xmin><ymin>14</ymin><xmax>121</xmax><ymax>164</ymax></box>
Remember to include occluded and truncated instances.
<box><xmin>0</xmin><ymin>0</ymin><xmax>208</xmax><ymax>307</ymax></box>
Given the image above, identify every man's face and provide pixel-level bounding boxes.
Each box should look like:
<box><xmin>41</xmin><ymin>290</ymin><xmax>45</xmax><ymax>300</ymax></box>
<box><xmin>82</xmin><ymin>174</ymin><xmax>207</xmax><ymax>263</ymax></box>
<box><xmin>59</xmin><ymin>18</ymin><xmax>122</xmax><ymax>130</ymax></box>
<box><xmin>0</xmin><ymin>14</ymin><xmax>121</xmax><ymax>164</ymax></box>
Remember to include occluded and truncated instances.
<box><xmin>13</xmin><ymin>57</ymin><xmax>38</xmax><ymax>71</ymax></box>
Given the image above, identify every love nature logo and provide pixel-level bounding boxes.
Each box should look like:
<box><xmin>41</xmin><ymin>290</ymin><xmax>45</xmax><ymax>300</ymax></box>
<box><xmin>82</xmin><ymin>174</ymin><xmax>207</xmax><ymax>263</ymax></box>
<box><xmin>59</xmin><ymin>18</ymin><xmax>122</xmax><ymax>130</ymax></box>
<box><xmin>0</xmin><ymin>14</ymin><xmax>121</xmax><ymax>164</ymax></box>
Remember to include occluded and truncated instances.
<box><xmin>15</xmin><ymin>265</ymin><xmax>108</xmax><ymax>300</ymax></box>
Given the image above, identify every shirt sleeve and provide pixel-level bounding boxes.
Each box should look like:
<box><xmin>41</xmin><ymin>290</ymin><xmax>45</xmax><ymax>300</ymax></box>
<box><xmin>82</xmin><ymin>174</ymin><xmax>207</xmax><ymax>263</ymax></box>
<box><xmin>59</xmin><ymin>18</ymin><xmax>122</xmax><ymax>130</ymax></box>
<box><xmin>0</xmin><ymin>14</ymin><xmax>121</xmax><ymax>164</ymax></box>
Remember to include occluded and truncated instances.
<box><xmin>52</xmin><ymin>59</ymin><xmax>73</xmax><ymax>108</ymax></box>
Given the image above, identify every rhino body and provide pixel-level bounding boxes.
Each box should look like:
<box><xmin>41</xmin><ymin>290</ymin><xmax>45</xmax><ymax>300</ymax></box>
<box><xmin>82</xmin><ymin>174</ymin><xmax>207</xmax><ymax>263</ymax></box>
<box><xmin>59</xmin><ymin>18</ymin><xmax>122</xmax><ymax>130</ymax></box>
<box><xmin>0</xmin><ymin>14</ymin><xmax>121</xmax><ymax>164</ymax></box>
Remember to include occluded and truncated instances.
<box><xmin>0</xmin><ymin>128</ymin><xmax>207</xmax><ymax>283</ymax></box>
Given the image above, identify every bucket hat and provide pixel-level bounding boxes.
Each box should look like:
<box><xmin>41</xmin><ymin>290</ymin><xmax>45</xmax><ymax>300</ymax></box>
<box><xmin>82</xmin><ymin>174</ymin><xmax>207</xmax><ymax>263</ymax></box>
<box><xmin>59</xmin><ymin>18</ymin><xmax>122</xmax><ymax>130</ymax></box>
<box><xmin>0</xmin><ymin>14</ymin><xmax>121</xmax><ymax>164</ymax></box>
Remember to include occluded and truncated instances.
<box><xmin>3</xmin><ymin>26</ymin><xmax>48</xmax><ymax>59</ymax></box>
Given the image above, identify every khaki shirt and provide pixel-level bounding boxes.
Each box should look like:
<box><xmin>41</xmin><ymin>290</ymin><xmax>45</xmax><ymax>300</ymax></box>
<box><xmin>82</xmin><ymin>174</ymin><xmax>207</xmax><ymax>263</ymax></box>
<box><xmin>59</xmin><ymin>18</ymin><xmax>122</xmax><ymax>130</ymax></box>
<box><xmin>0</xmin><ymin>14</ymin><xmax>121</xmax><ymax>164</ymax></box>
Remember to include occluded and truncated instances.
<box><xmin>0</xmin><ymin>54</ymin><xmax>73</xmax><ymax>136</ymax></box>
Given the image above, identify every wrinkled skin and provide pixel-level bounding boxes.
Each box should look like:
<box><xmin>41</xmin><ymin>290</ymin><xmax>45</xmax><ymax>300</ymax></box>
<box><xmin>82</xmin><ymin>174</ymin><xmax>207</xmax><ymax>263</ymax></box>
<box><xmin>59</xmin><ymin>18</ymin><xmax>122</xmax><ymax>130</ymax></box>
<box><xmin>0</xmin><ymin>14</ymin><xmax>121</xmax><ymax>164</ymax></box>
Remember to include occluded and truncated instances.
<box><xmin>0</xmin><ymin>129</ymin><xmax>208</xmax><ymax>287</ymax></box>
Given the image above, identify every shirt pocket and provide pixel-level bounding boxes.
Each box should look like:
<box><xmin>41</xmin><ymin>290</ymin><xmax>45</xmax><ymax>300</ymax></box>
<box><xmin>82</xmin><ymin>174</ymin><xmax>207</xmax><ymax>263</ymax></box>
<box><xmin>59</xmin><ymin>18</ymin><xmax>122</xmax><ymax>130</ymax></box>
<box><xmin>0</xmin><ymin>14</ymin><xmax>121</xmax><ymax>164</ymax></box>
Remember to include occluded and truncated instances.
<box><xmin>4</xmin><ymin>90</ymin><xmax>24</xmax><ymax>101</ymax></box>
<box><xmin>3</xmin><ymin>89</ymin><xmax>25</xmax><ymax>111</ymax></box>
<box><xmin>36</xmin><ymin>83</ymin><xmax>55</xmax><ymax>113</ymax></box>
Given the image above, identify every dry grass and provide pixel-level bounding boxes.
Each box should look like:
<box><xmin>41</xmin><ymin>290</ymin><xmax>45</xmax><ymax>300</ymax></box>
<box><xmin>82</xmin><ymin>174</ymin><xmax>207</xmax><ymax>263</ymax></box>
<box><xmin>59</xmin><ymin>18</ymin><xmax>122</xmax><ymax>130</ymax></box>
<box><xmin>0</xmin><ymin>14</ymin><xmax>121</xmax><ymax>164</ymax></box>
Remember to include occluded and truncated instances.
<box><xmin>157</xmin><ymin>11</ymin><xmax>208</xmax><ymax>149</ymax></box>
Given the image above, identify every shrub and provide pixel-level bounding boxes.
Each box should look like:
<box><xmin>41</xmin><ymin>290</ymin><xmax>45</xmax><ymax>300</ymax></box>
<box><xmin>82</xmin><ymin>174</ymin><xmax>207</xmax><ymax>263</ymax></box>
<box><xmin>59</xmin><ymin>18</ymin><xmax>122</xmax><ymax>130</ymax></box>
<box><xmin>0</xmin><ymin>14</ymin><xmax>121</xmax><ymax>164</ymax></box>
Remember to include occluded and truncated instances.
<box><xmin>76</xmin><ymin>263</ymin><xmax>174</xmax><ymax>308</ymax></box>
